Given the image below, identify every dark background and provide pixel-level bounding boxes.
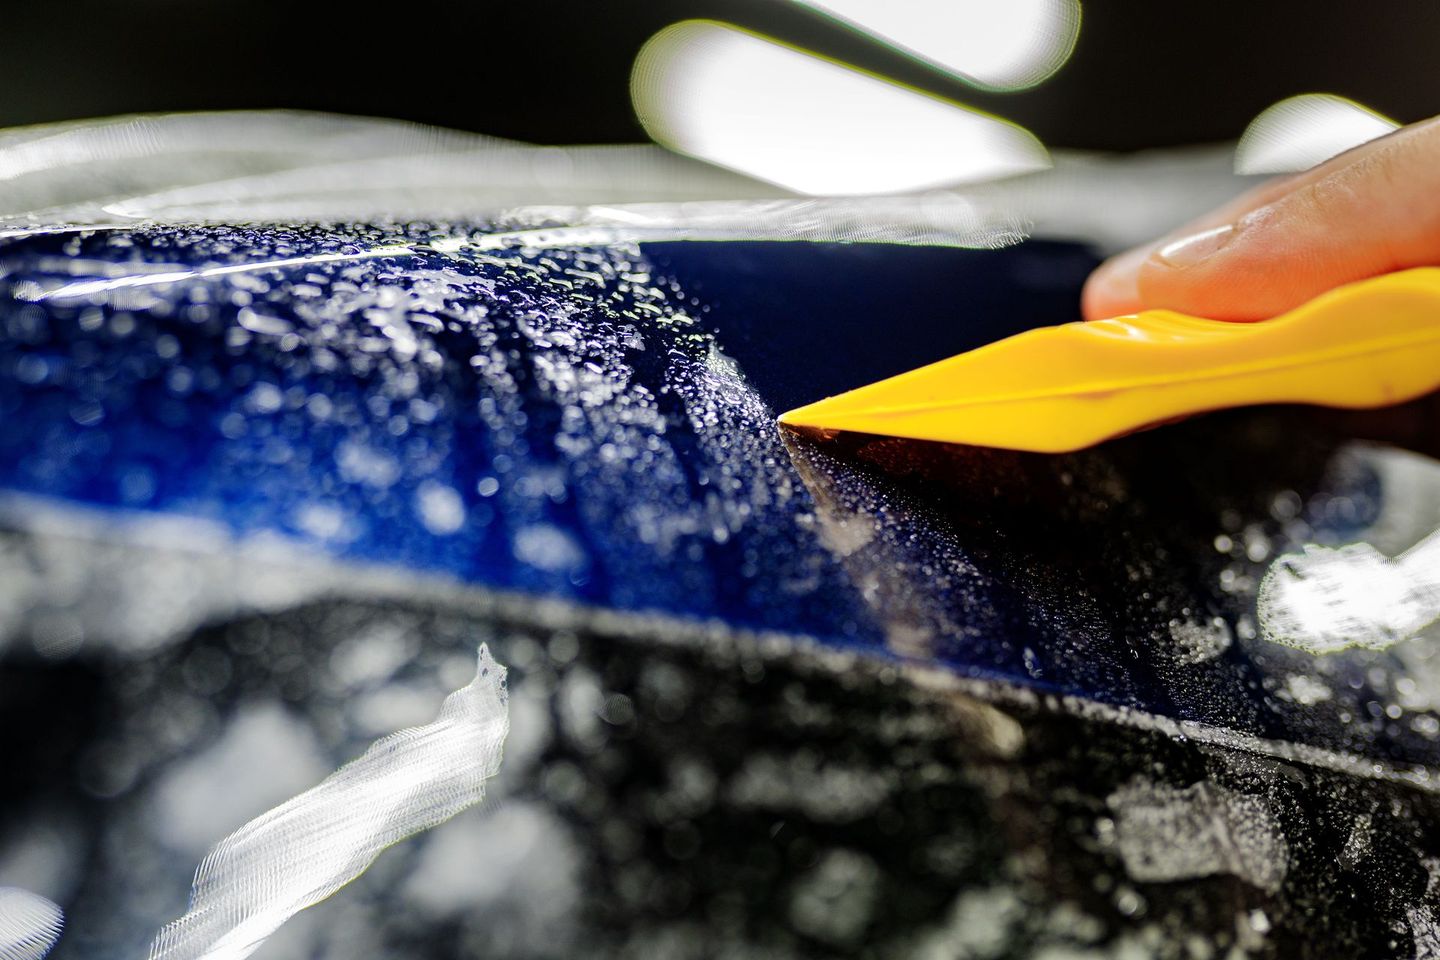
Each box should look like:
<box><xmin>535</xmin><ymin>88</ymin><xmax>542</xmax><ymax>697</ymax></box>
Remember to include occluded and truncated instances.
<box><xmin>3</xmin><ymin>0</ymin><xmax>1438</xmax><ymax>150</ymax></box>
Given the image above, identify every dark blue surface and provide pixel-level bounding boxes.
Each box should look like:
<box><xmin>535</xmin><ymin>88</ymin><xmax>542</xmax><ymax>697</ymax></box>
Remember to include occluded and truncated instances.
<box><xmin>4</xmin><ymin>223</ymin><xmax>1440</xmax><ymax>768</ymax></box>
<box><xmin>647</xmin><ymin>240</ymin><xmax>1097</xmax><ymax>414</ymax></box>
<box><xmin>0</xmin><ymin>227</ymin><xmax>1092</xmax><ymax>642</ymax></box>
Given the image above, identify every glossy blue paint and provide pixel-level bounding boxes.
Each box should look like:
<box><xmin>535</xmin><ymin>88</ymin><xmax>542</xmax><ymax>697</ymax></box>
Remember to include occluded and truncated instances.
<box><xmin>3</xmin><ymin>224</ymin><xmax>1439</xmax><ymax>768</ymax></box>
<box><xmin>0</xmin><ymin>227</ymin><xmax>1089</xmax><ymax>642</ymax></box>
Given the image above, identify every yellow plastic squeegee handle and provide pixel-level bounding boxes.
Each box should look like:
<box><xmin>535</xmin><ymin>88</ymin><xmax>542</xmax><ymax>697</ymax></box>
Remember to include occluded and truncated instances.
<box><xmin>778</xmin><ymin>267</ymin><xmax>1440</xmax><ymax>454</ymax></box>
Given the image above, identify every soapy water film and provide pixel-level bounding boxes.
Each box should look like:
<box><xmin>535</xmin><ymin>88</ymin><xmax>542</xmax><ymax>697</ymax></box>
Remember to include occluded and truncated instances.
<box><xmin>0</xmin><ymin>109</ymin><xmax>1270</xmax><ymax>256</ymax></box>
<box><xmin>0</xmin><ymin>110</ymin><xmax>1029</xmax><ymax>248</ymax></box>
<box><xmin>8</xmin><ymin>219</ymin><xmax>1440</xmax><ymax>958</ymax></box>
<box><xmin>779</xmin><ymin>415</ymin><xmax>1440</xmax><ymax>771</ymax></box>
<box><xmin>8</xmin><ymin>108</ymin><xmax>1440</xmax><ymax>957</ymax></box>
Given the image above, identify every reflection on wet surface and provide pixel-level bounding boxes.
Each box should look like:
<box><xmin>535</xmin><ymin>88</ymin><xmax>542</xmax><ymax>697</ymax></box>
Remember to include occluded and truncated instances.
<box><xmin>0</xmin><ymin>229</ymin><xmax>1095</xmax><ymax>653</ymax></box>
<box><xmin>784</xmin><ymin>398</ymin><xmax>1440</xmax><ymax>773</ymax></box>
<box><xmin>7</xmin><ymin>226</ymin><xmax>1440</xmax><ymax>957</ymax></box>
<box><xmin>1260</xmin><ymin>445</ymin><xmax>1440</xmax><ymax>655</ymax></box>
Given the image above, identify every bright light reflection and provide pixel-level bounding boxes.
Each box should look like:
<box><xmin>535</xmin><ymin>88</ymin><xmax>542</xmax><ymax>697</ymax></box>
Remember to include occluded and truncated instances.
<box><xmin>23</xmin><ymin>246</ymin><xmax>415</xmax><ymax>302</ymax></box>
<box><xmin>794</xmin><ymin>0</ymin><xmax>1080</xmax><ymax>91</ymax></box>
<box><xmin>1259</xmin><ymin>536</ymin><xmax>1440</xmax><ymax>655</ymax></box>
<box><xmin>1259</xmin><ymin>445</ymin><xmax>1440</xmax><ymax>656</ymax></box>
<box><xmin>631</xmin><ymin>21</ymin><xmax>1051</xmax><ymax>197</ymax></box>
<box><xmin>1235</xmin><ymin>94</ymin><xmax>1399</xmax><ymax>175</ymax></box>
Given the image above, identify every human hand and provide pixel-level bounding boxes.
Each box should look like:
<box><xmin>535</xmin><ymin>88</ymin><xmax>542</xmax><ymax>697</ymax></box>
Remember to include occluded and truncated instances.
<box><xmin>1082</xmin><ymin>115</ymin><xmax>1440</xmax><ymax>322</ymax></box>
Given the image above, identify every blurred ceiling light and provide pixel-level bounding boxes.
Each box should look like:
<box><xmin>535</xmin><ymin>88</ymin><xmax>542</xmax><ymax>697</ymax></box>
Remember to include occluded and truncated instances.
<box><xmin>793</xmin><ymin>0</ymin><xmax>1081</xmax><ymax>91</ymax></box>
<box><xmin>1235</xmin><ymin>94</ymin><xmax>1399</xmax><ymax>175</ymax></box>
<box><xmin>631</xmin><ymin>21</ymin><xmax>1050</xmax><ymax>196</ymax></box>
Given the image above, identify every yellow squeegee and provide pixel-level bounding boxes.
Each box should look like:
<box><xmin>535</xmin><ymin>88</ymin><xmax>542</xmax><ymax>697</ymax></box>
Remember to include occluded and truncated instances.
<box><xmin>778</xmin><ymin>267</ymin><xmax>1440</xmax><ymax>453</ymax></box>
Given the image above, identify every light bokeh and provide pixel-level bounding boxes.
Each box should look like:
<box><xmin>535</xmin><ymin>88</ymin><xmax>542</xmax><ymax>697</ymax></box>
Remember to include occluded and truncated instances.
<box><xmin>794</xmin><ymin>0</ymin><xmax>1081</xmax><ymax>91</ymax></box>
<box><xmin>1235</xmin><ymin>93</ymin><xmax>1399</xmax><ymax>175</ymax></box>
<box><xmin>631</xmin><ymin>21</ymin><xmax>1051</xmax><ymax>196</ymax></box>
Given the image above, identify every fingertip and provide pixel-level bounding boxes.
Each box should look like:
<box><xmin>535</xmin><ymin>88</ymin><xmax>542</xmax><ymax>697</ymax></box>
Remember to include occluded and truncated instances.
<box><xmin>1081</xmin><ymin>246</ymin><xmax>1147</xmax><ymax>320</ymax></box>
<box><xmin>1134</xmin><ymin>195</ymin><xmax>1393</xmax><ymax>321</ymax></box>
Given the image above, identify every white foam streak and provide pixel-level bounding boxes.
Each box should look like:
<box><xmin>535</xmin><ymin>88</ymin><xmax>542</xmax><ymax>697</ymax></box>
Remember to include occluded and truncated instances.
<box><xmin>0</xmin><ymin>888</ymin><xmax>62</xmax><ymax>960</ymax></box>
<box><xmin>476</xmin><ymin>194</ymin><xmax>1028</xmax><ymax>249</ymax></box>
<box><xmin>146</xmin><ymin>645</ymin><xmax>510</xmax><ymax>960</ymax></box>
<box><xmin>0</xmin><ymin>111</ymin><xmax>769</xmax><ymax>229</ymax></box>
<box><xmin>0</xmin><ymin>110</ymin><xmax>1248</xmax><ymax>253</ymax></box>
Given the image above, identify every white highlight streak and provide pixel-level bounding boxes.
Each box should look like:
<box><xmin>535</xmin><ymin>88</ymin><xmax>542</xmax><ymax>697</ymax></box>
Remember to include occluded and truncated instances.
<box><xmin>475</xmin><ymin>195</ymin><xmax>1029</xmax><ymax>250</ymax></box>
<box><xmin>146</xmin><ymin>645</ymin><xmax>510</xmax><ymax>960</ymax></box>
<box><xmin>1235</xmin><ymin>94</ymin><xmax>1399</xmax><ymax>175</ymax></box>
<box><xmin>26</xmin><ymin>247</ymin><xmax>416</xmax><ymax>303</ymax></box>
<box><xmin>0</xmin><ymin>888</ymin><xmax>63</xmax><ymax>960</ymax></box>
